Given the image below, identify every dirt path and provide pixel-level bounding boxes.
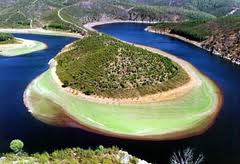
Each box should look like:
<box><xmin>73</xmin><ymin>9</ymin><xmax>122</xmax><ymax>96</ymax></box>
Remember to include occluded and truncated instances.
<box><xmin>58</xmin><ymin>4</ymin><xmax>88</xmax><ymax>33</ymax></box>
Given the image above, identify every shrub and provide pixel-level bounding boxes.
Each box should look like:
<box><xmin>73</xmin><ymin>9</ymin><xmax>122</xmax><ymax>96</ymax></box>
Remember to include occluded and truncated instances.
<box><xmin>62</xmin><ymin>80</ymin><xmax>69</xmax><ymax>88</ymax></box>
<box><xmin>9</xmin><ymin>139</ymin><xmax>24</xmax><ymax>153</ymax></box>
<box><xmin>129</xmin><ymin>157</ymin><xmax>139</xmax><ymax>164</ymax></box>
<box><xmin>83</xmin><ymin>88</ymin><xmax>94</xmax><ymax>95</ymax></box>
<box><xmin>0</xmin><ymin>33</ymin><xmax>14</xmax><ymax>42</ymax></box>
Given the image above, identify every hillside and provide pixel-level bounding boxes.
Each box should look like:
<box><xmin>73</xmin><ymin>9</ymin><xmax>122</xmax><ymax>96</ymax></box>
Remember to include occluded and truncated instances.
<box><xmin>132</xmin><ymin>0</ymin><xmax>240</xmax><ymax>16</ymax></box>
<box><xmin>0</xmin><ymin>0</ymin><xmax>215</xmax><ymax>32</ymax></box>
<box><xmin>55</xmin><ymin>33</ymin><xmax>189</xmax><ymax>98</ymax></box>
<box><xmin>149</xmin><ymin>16</ymin><xmax>240</xmax><ymax>64</ymax></box>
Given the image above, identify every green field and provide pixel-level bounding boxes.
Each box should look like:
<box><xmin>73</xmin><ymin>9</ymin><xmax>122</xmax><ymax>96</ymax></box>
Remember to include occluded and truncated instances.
<box><xmin>25</xmin><ymin>59</ymin><xmax>221</xmax><ymax>140</ymax></box>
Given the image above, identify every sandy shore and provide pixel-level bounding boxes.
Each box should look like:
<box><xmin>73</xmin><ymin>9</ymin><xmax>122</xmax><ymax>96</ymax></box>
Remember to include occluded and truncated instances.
<box><xmin>0</xmin><ymin>28</ymin><xmax>82</xmax><ymax>38</ymax></box>
<box><xmin>84</xmin><ymin>20</ymin><xmax>156</xmax><ymax>32</ymax></box>
<box><xmin>0</xmin><ymin>38</ymin><xmax>47</xmax><ymax>56</ymax></box>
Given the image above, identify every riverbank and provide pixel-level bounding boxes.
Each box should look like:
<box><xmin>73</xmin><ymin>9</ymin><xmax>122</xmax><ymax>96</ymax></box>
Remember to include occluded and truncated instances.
<box><xmin>24</xmin><ymin>23</ymin><xmax>222</xmax><ymax>140</ymax></box>
<box><xmin>0</xmin><ymin>28</ymin><xmax>82</xmax><ymax>38</ymax></box>
<box><xmin>50</xmin><ymin>44</ymin><xmax>199</xmax><ymax>104</ymax></box>
<box><xmin>145</xmin><ymin>26</ymin><xmax>240</xmax><ymax>66</ymax></box>
<box><xmin>145</xmin><ymin>26</ymin><xmax>202</xmax><ymax>48</ymax></box>
<box><xmin>0</xmin><ymin>37</ymin><xmax>47</xmax><ymax>56</ymax></box>
<box><xmin>83</xmin><ymin>20</ymin><xmax>156</xmax><ymax>32</ymax></box>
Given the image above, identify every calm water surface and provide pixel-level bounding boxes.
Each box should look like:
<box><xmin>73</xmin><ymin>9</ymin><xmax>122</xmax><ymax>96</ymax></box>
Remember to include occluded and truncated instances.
<box><xmin>0</xmin><ymin>24</ymin><xmax>239</xmax><ymax>164</ymax></box>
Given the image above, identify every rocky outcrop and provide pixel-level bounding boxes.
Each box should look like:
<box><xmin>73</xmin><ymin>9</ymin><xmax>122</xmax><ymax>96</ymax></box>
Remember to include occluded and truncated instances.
<box><xmin>202</xmin><ymin>30</ymin><xmax>240</xmax><ymax>65</ymax></box>
<box><xmin>147</xmin><ymin>26</ymin><xmax>240</xmax><ymax>65</ymax></box>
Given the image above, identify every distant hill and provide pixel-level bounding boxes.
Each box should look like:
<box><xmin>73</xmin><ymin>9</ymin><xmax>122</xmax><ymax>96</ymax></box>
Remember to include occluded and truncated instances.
<box><xmin>0</xmin><ymin>0</ymin><xmax>215</xmax><ymax>32</ymax></box>
<box><xmin>132</xmin><ymin>0</ymin><xmax>240</xmax><ymax>16</ymax></box>
<box><xmin>150</xmin><ymin>16</ymin><xmax>240</xmax><ymax>65</ymax></box>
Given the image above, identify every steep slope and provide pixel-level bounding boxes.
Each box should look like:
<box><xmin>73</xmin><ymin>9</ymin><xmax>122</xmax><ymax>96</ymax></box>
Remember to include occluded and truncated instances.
<box><xmin>149</xmin><ymin>16</ymin><xmax>240</xmax><ymax>64</ymax></box>
<box><xmin>0</xmin><ymin>0</ymin><xmax>215</xmax><ymax>31</ymax></box>
<box><xmin>132</xmin><ymin>0</ymin><xmax>240</xmax><ymax>16</ymax></box>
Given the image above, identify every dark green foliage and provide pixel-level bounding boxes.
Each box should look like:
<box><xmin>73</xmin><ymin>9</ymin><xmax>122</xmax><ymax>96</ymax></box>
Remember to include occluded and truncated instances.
<box><xmin>152</xmin><ymin>16</ymin><xmax>240</xmax><ymax>41</ymax></box>
<box><xmin>154</xmin><ymin>20</ymin><xmax>211</xmax><ymax>41</ymax></box>
<box><xmin>2</xmin><ymin>146</ymin><xmax>125</xmax><ymax>163</ymax></box>
<box><xmin>0</xmin><ymin>32</ymin><xmax>14</xmax><ymax>42</ymax></box>
<box><xmin>62</xmin><ymin>80</ymin><xmax>69</xmax><ymax>88</ymax></box>
<box><xmin>56</xmin><ymin>34</ymin><xmax>189</xmax><ymax>98</ymax></box>
<box><xmin>46</xmin><ymin>22</ymin><xmax>69</xmax><ymax>30</ymax></box>
<box><xmin>17</xmin><ymin>21</ymin><xmax>30</xmax><ymax>26</ymax></box>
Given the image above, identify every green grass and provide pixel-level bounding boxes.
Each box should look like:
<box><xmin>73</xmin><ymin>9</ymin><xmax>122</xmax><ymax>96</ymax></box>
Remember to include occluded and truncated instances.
<box><xmin>25</xmin><ymin>57</ymin><xmax>220</xmax><ymax>138</ymax></box>
<box><xmin>56</xmin><ymin>34</ymin><xmax>189</xmax><ymax>98</ymax></box>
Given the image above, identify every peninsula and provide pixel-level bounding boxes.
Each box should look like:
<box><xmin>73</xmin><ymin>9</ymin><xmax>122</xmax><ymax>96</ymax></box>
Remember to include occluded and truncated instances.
<box><xmin>0</xmin><ymin>32</ymin><xmax>47</xmax><ymax>57</ymax></box>
<box><xmin>24</xmin><ymin>31</ymin><xmax>222</xmax><ymax>140</ymax></box>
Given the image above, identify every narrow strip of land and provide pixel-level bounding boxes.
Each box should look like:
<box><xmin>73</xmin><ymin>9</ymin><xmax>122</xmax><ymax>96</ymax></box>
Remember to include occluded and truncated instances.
<box><xmin>0</xmin><ymin>38</ymin><xmax>47</xmax><ymax>56</ymax></box>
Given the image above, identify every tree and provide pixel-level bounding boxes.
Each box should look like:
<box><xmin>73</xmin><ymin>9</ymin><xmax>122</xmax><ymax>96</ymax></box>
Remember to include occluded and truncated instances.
<box><xmin>170</xmin><ymin>148</ymin><xmax>204</xmax><ymax>164</ymax></box>
<box><xmin>10</xmin><ymin>139</ymin><xmax>24</xmax><ymax>153</ymax></box>
<box><xmin>0</xmin><ymin>33</ymin><xmax>14</xmax><ymax>42</ymax></box>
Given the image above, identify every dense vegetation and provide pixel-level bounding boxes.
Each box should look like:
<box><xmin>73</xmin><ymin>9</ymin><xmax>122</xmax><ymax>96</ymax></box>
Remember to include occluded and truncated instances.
<box><xmin>1</xmin><ymin>140</ymin><xmax>140</xmax><ymax>164</ymax></box>
<box><xmin>0</xmin><ymin>32</ymin><xmax>17</xmax><ymax>44</ymax></box>
<box><xmin>152</xmin><ymin>19</ymin><xmax>211</xmax><ymax>41</ymax></box>
<box><xmin>56</xmin><ymin>34</ymin><xmax>189</xmax><ymax>98</ymax></box>
<box><xmin>0</xmin><ymin>32</ymin><xmax>14</xmax><ymax>42</ymax></box>
<box><xmin>133</xmin><ymin>0</ymin><xmax>240</xmax><ymax>16</ymax></box>
<box><xmin>152</xmin><ymin>16</ymin><xmax>240</xmax><ymax>41</ymax></box>
<box><xmin>151</xmin><ymin>16</ymin><xmax>240</xmax><ymax>64</ymax></box>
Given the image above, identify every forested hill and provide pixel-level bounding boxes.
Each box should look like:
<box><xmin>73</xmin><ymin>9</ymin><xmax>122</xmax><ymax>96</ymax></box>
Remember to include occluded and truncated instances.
<box><xmin>131</xmin><ymin>0</ymin><xmax>240</xmax><ymax>16</ymax></box>
<box><xmin>0</xmin><ymin>0</ymin><xmax>215</xmax><ymax>32</ymax></box>
<box><xmin>150</xmin><ymin>16</ymin><xmax>240</xmax><ymax>65</ymax></box>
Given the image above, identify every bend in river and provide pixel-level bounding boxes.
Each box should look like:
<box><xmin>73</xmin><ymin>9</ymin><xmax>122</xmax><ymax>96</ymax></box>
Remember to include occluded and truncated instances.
<box><xmin>0</xmin><ymin>24</ymin><xmax>240</xmax><ymax>163</ymax></box>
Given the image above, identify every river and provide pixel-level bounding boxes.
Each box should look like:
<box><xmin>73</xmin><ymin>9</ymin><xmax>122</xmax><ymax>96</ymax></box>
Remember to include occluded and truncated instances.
<box><xmin>0</xmin><ymin>23</ymin><xmax>239</xmax><ymax>163</ymax></box>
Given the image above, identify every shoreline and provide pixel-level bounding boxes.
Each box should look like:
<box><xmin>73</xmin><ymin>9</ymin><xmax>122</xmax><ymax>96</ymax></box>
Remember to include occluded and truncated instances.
<box><xmin>144</xmin><ymin>26</ymin><xmax>202</xmax><ymax>48</ymax></box>
<box><xmin>0</xmin><ymin>28</ymin><xmax>82</xmax><ymax>38</ymax></box>
<box><xmin>145</xmin><ymin>26</ymin><xmax>240</xmax><ymax>66</ymax></box>
<box><xmin>23</xmin><ymin>21</ymin><xmax>223</xmax><ymax>140</ymax></box>
<box><xmin>24</xmin><ymin>66</ymin><xmax>223</xmax><ymax>141</ymax></box>
<box><xmin>0</xmin><ymin>37</ymin><xmax>47</xmax><ymax>57</ymax></box>
<box><xmin>50</xmin><ymin>45</ymin><xmax>201</xmax><ymax>105</ymax></box>
<box><xmin>84</xmin><ymin>20</ymin><xmax>156</xmax><ymax>32</ymax></box>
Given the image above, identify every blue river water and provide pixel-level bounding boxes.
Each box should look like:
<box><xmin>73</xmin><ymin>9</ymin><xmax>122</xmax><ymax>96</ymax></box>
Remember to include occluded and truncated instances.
<box><xmin>0</xmin><ymin>23</ymin><xmax>239</xmax><ymax>163</ymax></box>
